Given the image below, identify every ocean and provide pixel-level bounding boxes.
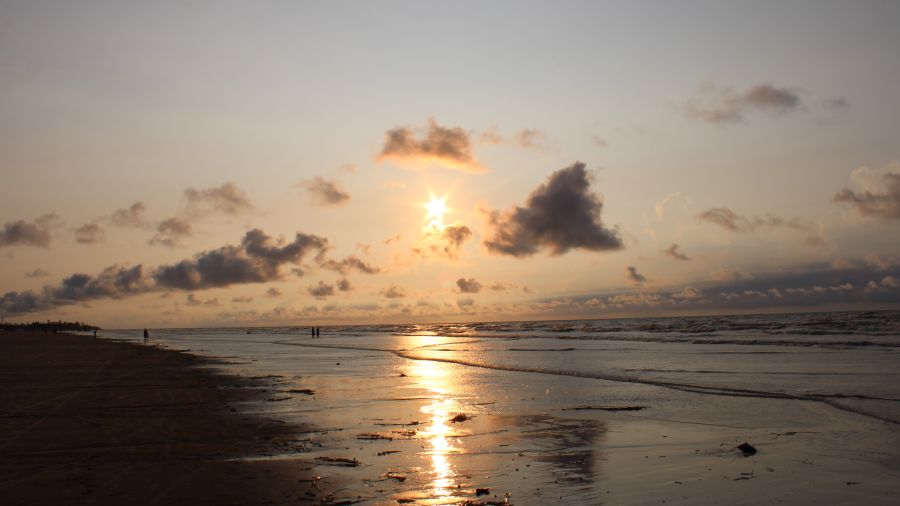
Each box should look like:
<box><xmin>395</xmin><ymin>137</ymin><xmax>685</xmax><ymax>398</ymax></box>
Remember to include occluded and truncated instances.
<box><xmin>104</xmin><ymin>310</ymin><xmax>900</xmax><ymax>504</ymax></box>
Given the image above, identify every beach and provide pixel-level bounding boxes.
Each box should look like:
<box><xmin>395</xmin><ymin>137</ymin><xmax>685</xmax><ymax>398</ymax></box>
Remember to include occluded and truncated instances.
<box><xmin>3</xmin><ymin>311</ymin><xmax>900</xmax><ymax>505</ymax></box>
<box><xmin>0</xmin><ymin>331</ymin><xmax>337</xmax><ymax>505</ymax></box>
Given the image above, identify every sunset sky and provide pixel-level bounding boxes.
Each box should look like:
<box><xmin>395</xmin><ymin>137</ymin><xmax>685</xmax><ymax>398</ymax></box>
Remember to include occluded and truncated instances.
<box><xmin>2</xmin><ymin>1</ymin><xmax>899</xmax><ymax>328</ymax></box>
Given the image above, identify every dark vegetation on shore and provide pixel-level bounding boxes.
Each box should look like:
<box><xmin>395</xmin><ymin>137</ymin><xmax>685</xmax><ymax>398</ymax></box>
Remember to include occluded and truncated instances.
<box><xmin>0</xmin><ymin>319</ymin><xmax>100</xmax><ymax>332</ymax></box>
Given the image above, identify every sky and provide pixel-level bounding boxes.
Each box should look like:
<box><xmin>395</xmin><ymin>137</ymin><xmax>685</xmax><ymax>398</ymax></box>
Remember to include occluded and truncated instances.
<box><xmin>1</xmin><ymin>0</ymin><xmax>899</xmax><ymax>328</ymax></box>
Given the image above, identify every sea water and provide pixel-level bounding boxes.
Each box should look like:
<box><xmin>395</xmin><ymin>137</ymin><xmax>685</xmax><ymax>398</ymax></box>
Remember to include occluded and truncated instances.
<box><xmin>104</xmin><ymin>310</ymin><xmax>900</xmax><ymax>504</ymax></box>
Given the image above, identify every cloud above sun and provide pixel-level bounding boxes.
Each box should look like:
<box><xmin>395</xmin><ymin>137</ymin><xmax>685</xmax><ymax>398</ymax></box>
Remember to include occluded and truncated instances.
<box><xmin>377</xmin><ymin>118</ymin><xmax>487</xmax><ymax>173</ymax></box>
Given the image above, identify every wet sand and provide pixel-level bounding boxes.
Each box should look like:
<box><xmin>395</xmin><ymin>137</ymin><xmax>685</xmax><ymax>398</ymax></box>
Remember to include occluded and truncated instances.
<box><xmin>0</xmin><ymin>332</ymin><xmax>336</xmax><ymax>505</ymax></box>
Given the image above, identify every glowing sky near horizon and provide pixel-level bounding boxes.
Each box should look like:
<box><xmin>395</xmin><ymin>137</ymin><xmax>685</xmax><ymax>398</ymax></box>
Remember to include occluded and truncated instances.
<box><xmin>1</xmin><ymin>1</ymin><xmax>899</xmax><ymax>327</ymax></box>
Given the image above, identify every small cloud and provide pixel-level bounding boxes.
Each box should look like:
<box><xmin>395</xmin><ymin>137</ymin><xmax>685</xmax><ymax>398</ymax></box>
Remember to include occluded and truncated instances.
<box><xmin>592</xmin><ymin>135</ymin><xmax>608</xmax><ymax>148</ymax></box>
<box><xmin>110</xmin><ymin>202</ymin><xmax>148</xmax><ymax>227</ymax></box>
<box><xmin>514</xmin><ymin>129</ymin><xmax>547</xmax><ymax>150</ymax></box>
<box><xmin>681</xmin><ymin>82</ymin><xmax>802</xmax><ymax>125</ymax></box>
<box><xmin>457</xmin><ymin>297</ymin><xmax>475</xmax><ymax>309</ymax></box>
<box><xmin>0</xmin><ymin>214</ymin><xmax>59</xmax><ymax>248</ymax></box>
<box><xmin>707</xmin><ymin>268</ymin><xmax>754</xmax><ymax>282</ymax></box>
<box><xmin>298</xmin><ymin>177</ymin><xmax>351</xmax><ymax>206</ymax></box>
<box><xmin>185</xmin><ymin>293</ymin><xmax>220</xmax><ymax>307</ymax></box>
<box><xmin>381</xmin><ymin>285</ymin><xmax>405</xmax><ymax>299</ymax></box>
<box><xmin>483</xmin><ymin>162</ymin><xmax>623</xmax><ymax>257</ymax></box>
<box><xmin>377</xmin><ymin>118</ymin><xmax>487</xmax><ymax>173</ymax></box>
<box><xmin>149</xmin><ymin>217</ymin><xmax>192</xmax><ymax>247</ymax></box>
<box><xmin>319</xmin><ymin>255</ymin><xmax>380</xmax><ymax>274</ymax></box>
<box><xmin>308</xmin><ymin>281</ymin><xmax>335</xmax><ymax>299</ymax></box>
<box><xmin>456</xmin><ymin>277</ymin><xmax>482</xmax><ymax>294</ymax></box>
<box><xmin>75</xmin><ymin>223</ymin><xmax>105</xmax><ymax>244</ymax></box>
<box><xmin>487</xmin><ymin>282</ymin><xmax>509</xmax><ymax>292</ymax></box>
<box><xmin>662</xmin><ymin>243</ymin><xmax>691</xmax><ymax>261</ymax></box>
<box><xmin>479</xmin><ymin>126</ymin><xmax>504</xmax><ymax>144</ymax></box>
<box><xmin>25</xmin><ymin>268</ymin><xmax>49</xmax><ymax>278</ymax></box>
<box><xmin>833</xmin><ymin>162</ymin><xmax>900</xmax><ymax>221</ymax></box>
<box><xmin>696</xmin><ymin>207</ymin><xmax>826</xmax><ymax>246</ymax></box>
<box><xmin>823</xmin><ymin>97</ymin><xmax>849</xmax><ymax>110</ymax></box>
<box><xmin>625</xmin><ymin>266</ymin><xmax>647</xmax><ymax>286</ymax></box>
<box><xmin>184</xmin><ymin>182</ymin><xmax>253</xmax><ymax>216</ymax></box>
<box><xmin>266</xmin><ymin>287</ymin><xmax>283</xmax><ymax>298</ymax></box>
<box><xmin>337</xmin><ymin>278</ymin><xmax>352</xmax><ymax>291</ymax></box>
<box><xmin>232</xmin><ymin>296</ymin><xmax>254</xmax><ymax>303</ymax></box>
<box><xmin>672</xmin><ymin>286</ymin><xmax>703</xmax><ymax>301</ymax></box>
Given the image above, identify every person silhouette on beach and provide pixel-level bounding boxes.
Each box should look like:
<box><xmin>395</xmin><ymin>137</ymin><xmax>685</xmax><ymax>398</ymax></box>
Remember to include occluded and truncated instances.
<box><xmin>315</xmin><ymin>327</ymin><xmax>320</xmax><ymax>338</ymax></box>
<box><xmin>143</xmin><ymin>328</ymin><xmax>149</xmax><ymax>342</ymax></box>
<box><xmin>311</xmin><ymin>326</ymin><xmax>315</xmax><ymax>338</ymax></box>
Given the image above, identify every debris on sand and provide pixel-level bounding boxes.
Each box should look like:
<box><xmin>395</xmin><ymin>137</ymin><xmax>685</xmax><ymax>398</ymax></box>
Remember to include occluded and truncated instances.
<box><xmin>392</xmin><ymin>430</ymin><xmax>417</xmax><ymax>439</ymax></box>
<box><xmin>315</xmin><ymin>456</ymin><xmax>361</xmax><ymax>467</ymax></box>
<box><xmin>377</xmin><ymin>450</ymin><xmax>401</xmax><ymax>456</ymax></box>
<box><xmin>563</xmin><ymin>405</ymin><xmax>646</xmax><ymax>411</ymax></box>
<box><xmin>736</xmin><ymin>442</ymin><xmax>757</xmax><ymax>456</ymax></box>
<box><xmin>383</xmin><ymin>472</ymin><xmax>408</xmax><ymax>482</ymax></box>
<box><xmin>357</xmin><ymin>433</ymin><xmax>393</xmax><ymax>441</ymax></box>
<box><xmin>475</xmin><ymin>487</ymin><xmax>490</xmax><ymax>496</ymax></box>
<box><xmin>450</xmin><ymin>413</ymin><xmax>473</xmax><ymax>423</ymax></box>
<box><xmin>399</xmin><ymin>373</ymin><xmax>407</xmax><ymax>377</ymax></box>
<box><xmin>266</xmin><ymin>396</ymin><xmax>292</xmax><ymax>402</ymax></box>
<box><xmin>288</xmin><ymin>388</ymin><xmax>316</xmax><ymax>395</ymax></box>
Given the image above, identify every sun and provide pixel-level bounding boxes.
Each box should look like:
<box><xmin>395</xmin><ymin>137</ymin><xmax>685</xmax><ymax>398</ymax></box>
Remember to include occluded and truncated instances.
<box><xmin>425</xmin><ymin>195</ymin><xmax>448</xmax><ymax>227</ymax></box>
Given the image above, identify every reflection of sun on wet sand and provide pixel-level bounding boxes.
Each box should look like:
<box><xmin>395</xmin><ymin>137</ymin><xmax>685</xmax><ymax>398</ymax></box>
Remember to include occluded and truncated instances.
<box><xmin>410</xmin><ymin>358</ymin><xmax>466</xmax><ymax>502</ymax></box>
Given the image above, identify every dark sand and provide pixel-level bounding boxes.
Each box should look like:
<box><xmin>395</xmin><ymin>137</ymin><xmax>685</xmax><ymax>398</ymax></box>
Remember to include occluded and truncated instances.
<box><xmin>0</xmin><ymin>332</ymin><xmax>334</xmax><ymax>505</ymax></box>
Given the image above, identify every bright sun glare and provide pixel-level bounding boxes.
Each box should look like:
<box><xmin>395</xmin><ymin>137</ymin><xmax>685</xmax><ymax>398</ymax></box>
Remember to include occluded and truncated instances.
<box><xmin>425</xmin><ymin>195</ymin><xmax>448</xmax><ymax>229</ymax></box>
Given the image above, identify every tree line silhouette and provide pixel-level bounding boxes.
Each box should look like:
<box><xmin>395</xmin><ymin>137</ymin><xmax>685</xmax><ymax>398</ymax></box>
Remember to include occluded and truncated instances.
<box><xmin>0</xmin><ymin>320</ymin><xmax>100</xmax><ymax>332</ymax></box>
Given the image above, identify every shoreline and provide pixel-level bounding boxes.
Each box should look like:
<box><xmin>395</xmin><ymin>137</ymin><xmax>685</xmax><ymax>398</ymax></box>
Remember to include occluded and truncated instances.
<box><xmin>0</xmin><ymin>331</ymin><xmax>339</xmax><ymax>505</ymax></box>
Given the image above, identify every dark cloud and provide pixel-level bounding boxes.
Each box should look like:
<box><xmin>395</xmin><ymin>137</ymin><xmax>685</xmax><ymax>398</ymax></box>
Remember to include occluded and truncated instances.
<box><xmin>319</xmin><ymin>255</ymin><xmax>380</xmax><ymax>274</ymax></box>
<box><xmin>337</xmin><ymin>278</ymin><xmax>352</xmax><ymax>291</ymax></box>
<box><xmin>456</xmin><ymin>277</ymin><xmax>482</xmax><ymax>294</ymax></box>
<box><xmin>0</xmin><ymin>214</ymin><xmax>59</xmax><ymax>248</ymax></box>
<box><xmin>110</xmin><ymin>202</ymin><xmax>147</xmax><ymax>227</ymax></box>
<box><xmin>149</xmin><ymin>217</ymin><xmax>192</xmax><ymax>247</ymax></box>
<box><xmin>299</xmin><ymin>177</ymin><xmax>351</xmax><ymax>206</ymax></box>
<box><xmin>154</xmin><ymin>229</ymin><xmax>328</xmax><ymax>290</ymax></box>
<box><xmin>24</xmin><ymin>268</ymin><xmax>48</xmax><ymax>278</ymax></box>
<box><xmin>266</xmin><ymin>287</ymin><xmax>283</xmax><ymax>298</ymax></box>
<box><xmin>483</xmin><ymin>162</ymin><xmax>623</xmax><ymax>257</ymax></box>
<box><xmin>538</xmin><ymin>260</ymin><xmax>900</xmax><ymax>315</ymax></box>
<box><xmin>696</xmin><ymin>207</ymin><xmax>825</xmax><ymax>246</ymax></box>
<box><xmin>833</xmin><ymin>169</ymin><xmax>900</xmax><ymax>221</ymax></box>
<box><xmin>75</xmin><ymin>223</ymin><xmax>105</xmax><ymax>244</ymax></box>
<box><xmin>308</xmin><ymin>281</ymin><xmax>335</xmax><ymax>298</ymax></box>
<box><xmin>488</xmin><ymin>282</ymin><xmax>510</xmax><ymax>292</ymax></box>
<box><xmin>185</xmin><ymin>182</ymin><xmax>253</xmax><ymax>216</ymax></box>
<box><xmin>663</xmin><ymin>243</ymin><xmax>690</xmax><ymax>261</ymax></box>
<box><xmin>378</xmin><ymin>118</ymin><xmax>486</xmax><ymax>173</ymax></box>
<box><xmin>682</xmin><ymin>83</ymin><xmax>802</xmax><ymax>124</ymax></box>
<box><xmin>47</xmin><ymin>264</ymin><xmax>151</xmax><ymax>304</ymax></box>
<box><xmin>625</xmin><ymin>266</ymin><xmax>647</xmax><ymax>285</ymax></box>
<box><xmin>1</xmin><ymin>229</ymin><xmax>330</xmax><ymax>316</ymax></box>
<box><xmin>381</xmin><ymin>285</ymin><xmax>405</xmax><ymax>299</ymax></box>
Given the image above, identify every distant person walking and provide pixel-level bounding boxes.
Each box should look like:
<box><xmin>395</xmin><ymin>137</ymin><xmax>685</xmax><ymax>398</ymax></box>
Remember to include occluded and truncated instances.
<box><xmin>311</xmin><ymin>326</ymin><xmax>316</xmax><ymax>338</ymax></box>
<box><xmin>315</xmin><ymin>327</ymin><xmax>320</xmax><ymax>338</ymax></box>
<box><xmin>143</xmin><ymin>328</ymin><xmax>149</xmax><ymax>342</ymax></box>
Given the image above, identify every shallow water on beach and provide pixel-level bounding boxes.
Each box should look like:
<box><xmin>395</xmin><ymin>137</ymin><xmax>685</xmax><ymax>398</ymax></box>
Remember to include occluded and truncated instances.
<box><xmin>105</xmin><ymin>310</ymin><xmax>900</xmax><ymax>504</ymax></box>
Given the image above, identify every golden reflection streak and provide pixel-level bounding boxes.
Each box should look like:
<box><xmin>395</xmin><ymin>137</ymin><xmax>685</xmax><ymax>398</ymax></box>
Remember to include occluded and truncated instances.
<box><xmin>407</xmin><ymin>341</ymin><xmax>462</xmax><ymax>500</ymax></box>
